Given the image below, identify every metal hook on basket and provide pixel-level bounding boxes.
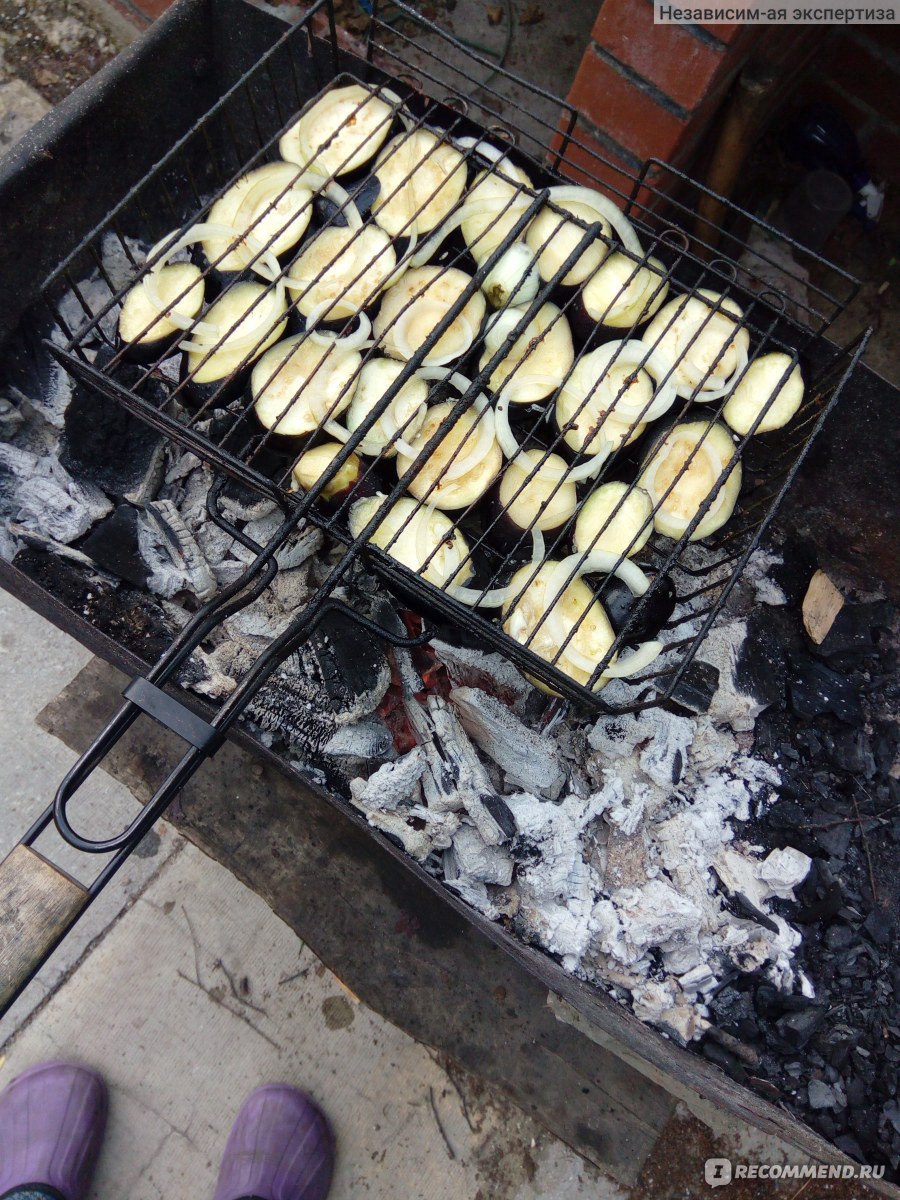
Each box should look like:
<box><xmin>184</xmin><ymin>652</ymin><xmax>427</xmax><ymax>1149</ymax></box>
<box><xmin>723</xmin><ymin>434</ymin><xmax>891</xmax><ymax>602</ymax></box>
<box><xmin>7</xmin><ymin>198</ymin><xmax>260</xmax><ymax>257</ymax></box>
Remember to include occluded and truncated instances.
<box><xmin>659</xmin><ymin>227</ymin><xmax>690</xmax><ymax>254</ymax></box>
<box><xmin>485</xmin><ymin>123</ymin><xmax>516</xmax><ymax>147</ymax></box>
<box><xmin>441</xmin><ymin>95</ymin><xmax>469</xmax><ymax>117</ymax></box>
<box><xmin>709</xmin><ymin>258</ymin><xmax>738</xmax><ymax>282</ymax></box>
<box><xmin>757</xmin><ymin>288</ymin><xmax>788</xmax><ymax>314</ymax></box>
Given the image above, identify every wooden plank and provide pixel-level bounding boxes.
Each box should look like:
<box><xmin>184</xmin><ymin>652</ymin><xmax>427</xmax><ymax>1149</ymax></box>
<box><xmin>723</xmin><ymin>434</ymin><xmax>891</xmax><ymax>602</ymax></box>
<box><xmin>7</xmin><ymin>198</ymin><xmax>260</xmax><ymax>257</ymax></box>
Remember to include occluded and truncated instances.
<box><xmin>0</xmin><ymin>844</ymin><xmax>88</xmax><ymax>1010</ymax></box>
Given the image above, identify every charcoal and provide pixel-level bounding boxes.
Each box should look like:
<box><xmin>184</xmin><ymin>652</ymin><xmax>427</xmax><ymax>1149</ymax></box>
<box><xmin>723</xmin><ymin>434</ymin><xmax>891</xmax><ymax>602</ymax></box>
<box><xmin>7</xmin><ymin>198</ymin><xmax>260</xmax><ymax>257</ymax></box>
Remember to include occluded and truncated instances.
<box><xmin>701</xmin><ymin>1039</ymin><xmax>747</xmax><ymax>1083</ymax></box>
<box><xmin>816</xmin><ymin>821</ymin><xmax>853</xmax><ymax>860</ymax></box>
<box><xmin>80</xmin><ymin>505</ymin><xmax>149</xmax><ymax>588</ymax></box>
<box><xmin>449</xmin><ymin>686</ymin><xmax>566</xmax><ymax>798</ymax></box>
<box><xmin>818</xmin><ymin>600</ymin><xmax>895</xmax><ymax>659</ymax></box>
<box><xmin>663</xmin><ymin>660</ymin><xmax>719</xmax><ymax>715</ymax></box>
<box><xmin>827</xmin><ymin>728</ymin><xmax>876</xmax><ymax>777</ymax></box>
<box><xmin>734</xmin><ymin>611</ymin><xmax>786</xmax><ymax>711</ymax></box>
<box><xmin>833</xmin><ymin>1133</ymin><xmax>864</xmax><ymax>1161</ymax></box>
<box><xmin>808</xmin><ymin>1079</ymin><xmax>840</xmax><ymax>1109</ymax></box>
<box><xmin>0</xmin><ymin>395</ymin><xmax>23</xmax><ymax>440</ymax></box>
<box><xmin>862</xmin><ymin>909</ymin><xmax>892</xmax><ymax>948</ymax></box>
<box><xmin>304</xmin><ymin>608</ymin><xmax>391</xmax><ymax>721</ymax></box>
<box><xmin>0</xmin><ymin>442</ymin><xmax>112</xmax><ymax>546</ymax></box>
<box><xmin>775</xmin><ymin>1006</ymin><xmax>825</xmax><ymax>1048</ymax></box>
<box><xmin>765</xmin><ymin>534</ymin><xmax>818</xmax><ymax>606</ymax></box>
<box><xmin>787</xmin><ymin>655</ymin><xmax>862</xmax><ymax>724</ymax></box>
<box><xmin>2</xmin><ymin>317</ymin><xmax>74</xmax><ymax>428</ymax></box>
<box><xmin>59</xmin><ymin>383</ymin><xmax>166</xmax><ymax>504</ymax></box>
<box><xmin>824</xmin><ymin>923</ymin><xmax>854</xmax><ymax>951</ymax></box>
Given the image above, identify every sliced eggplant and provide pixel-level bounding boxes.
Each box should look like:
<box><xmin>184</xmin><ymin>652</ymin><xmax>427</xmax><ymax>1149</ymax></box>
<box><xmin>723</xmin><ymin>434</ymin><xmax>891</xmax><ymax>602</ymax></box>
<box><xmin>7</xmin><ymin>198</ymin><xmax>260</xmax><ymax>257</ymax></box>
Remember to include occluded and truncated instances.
<box><xmin>580</xmin><ymin>253</ymin><xmax>669</xmax><ymax>329</ymax></box>
<box><xmin>555</xmin><ymin>345</ymin><xmax>652</xmax><ymax>456</ymax></box>
<box><xmin>252</xmin><ymin>333</ymin><xmax>361</xmax><ymax>437</ymax></box>
<box><xmin>345</xmin><ymin>357</ymin><xmax>428</xmax><ymax>457</ymax></box>
<box><xmin>287</xmin><ymin>223</ymin><xmax>396</xmax><ymax>320</ymax></box>
<box><xmin>396</xmin><ymin>399</ymin><xmax>502</xmax><ymax>511</ymax></box>
<box><xmin>501</xmin><ymin>560</ymin><xmax>616</xmax><ymax>692</ymax></box>
<box><xmin>481</xmin><ymin>302</ymin><xmax>574</xmax><ymax>405</ymax></box>
<box><xmin>497</xmin><ymin>448</ymin><xmax>577</xmax><ymax>535</ymax></box>
<box><xmin>460</xmin><ymin>158</ymin><xmax>535</xmax><ymax>266</ymax></box>
<box><xmin>601</xmin><ymin>574</ymin><xmax>677</xmax><ymax>644</ymax></box>
<box><xmin>371</xmin><ymin>129</ymin><xmax>467</xmax><ymax>238</ymax></box>
<box><xmin>525</xmin><ymin>197</ymin><xmax>611</xmax><ymax>287</ymax></box>
<box><xmin>574</xmin><ymin>481</ymin><xmax>653</xmax><ymax>559</ymax></box>
<box><xmin>349</xmin><ymin>494</ymin><xmax>473</xmax><ymax>588</ymax></box>
<box><xmin>374</xmin><ymin>266</ymin><xmax>485</xmax><ymax>365</ymax></box>
<box><xmin>279</xmin><ymin>83</ymin><xmax>395</xmax><ymax>178</ymax></box>
<box><xmin>643</xmin><ymin>289</ymin><xmax>749</xmax><ymax>401</ymax></box>
<box><xmin>183</xmin><ymin>281</ymin><xmax>288</xmax><ymax>407</ymax></box>
<box><xmin>722</xmin><ymin>352</ymin><xmax>804</xmax><ymax>435</ymax></box>
<box><xmin>638</xmin><ymin>419</ymin><xmax>741</xmax><ymax>541</ymax></box>
<box><xmin>202</xmin><ymin>162</ymin><xmax>313</xmax><ymax>279</ymax></box>
<box><xmin>292</xmin><ymin>441</ymin><xmax>363</xmax><ymax>506</ymax></box>
<box><xmin>118</xmin><ymin>262</ymin><xmax>204</xmax><ymax>363</ymax></box>
<box><xmin>481</xmin><ymin>242</ymin><xmax>540</xmax><ymax>309</ymax></box>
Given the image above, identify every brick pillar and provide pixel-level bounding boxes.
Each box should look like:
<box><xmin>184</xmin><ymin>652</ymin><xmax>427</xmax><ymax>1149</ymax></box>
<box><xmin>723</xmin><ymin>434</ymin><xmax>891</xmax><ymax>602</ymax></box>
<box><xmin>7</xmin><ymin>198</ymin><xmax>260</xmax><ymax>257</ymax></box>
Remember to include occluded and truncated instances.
<box><xmin>555</xmin><ymin>3</ymin><xmax>825</xmax><ymax>201</ymax></box>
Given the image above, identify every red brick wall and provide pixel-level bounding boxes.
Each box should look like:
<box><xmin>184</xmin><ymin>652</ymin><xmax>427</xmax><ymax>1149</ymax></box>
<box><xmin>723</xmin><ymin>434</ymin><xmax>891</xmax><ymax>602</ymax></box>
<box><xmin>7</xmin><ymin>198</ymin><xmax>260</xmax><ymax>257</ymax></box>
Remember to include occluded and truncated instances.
<box><xmin>556</xmin><ymin>4</ymin><xmax>825</xmax><ymax>198</ymax></box>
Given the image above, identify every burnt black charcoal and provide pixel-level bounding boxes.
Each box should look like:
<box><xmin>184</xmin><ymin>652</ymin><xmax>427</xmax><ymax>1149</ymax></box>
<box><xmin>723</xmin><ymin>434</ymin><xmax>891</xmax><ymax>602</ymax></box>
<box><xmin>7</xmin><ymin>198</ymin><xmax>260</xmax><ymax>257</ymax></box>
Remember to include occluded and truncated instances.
<box><xmin>827</xmin><ymin>727</ymin><xmax>876</xmax><ymax>777</ymax></box>
<box><xmin>816</xmin><ymin>820</ymin><xmax>853</xmax><ymax>860</ymax></box>
<box><xmin>818</xmin><ymin>600</ymin><xmax>895</xmax><ymax>659</ymax></box>
<box><xmin>701</xmin><ymin>1039</ymin><xmax>747</xmax><ymax>1083</ymax></box>
<box><xmin>732</xmin><ymin>891</ymin><xmax>780</xmax><ymax>934</ymax></box>
<box><xmin>60</xmin><ymin>382</ymin><xmax>166</xmax><ymax>504</ymax></box>
<box><xmin>766</xmin><ymin>534</ymin><xmax>818</xmax><ymax>606</ymax></box>
<box><xmin>303</xmin><ymin>608</ymin><xmax>392</xmax><ymax>721</ymax></box>
<box><xmin>833</xmin><ymin>1133</ymin><xmax>865</xmax><ymax>1161</ymax></box>
<box><xmin>601</xmin><ymin>576</ymin><xmax>677</xmax><ymax>644</ymax></box>
<box><xmin>787</xmin><ymin>654</ymin><xmax>862</xmax><ymax>724</ymax></box>
<box><xmin>735</xmin><ymin>611</ymin><xmax>786</xmax><ymax>711</ymax></box>
<box><xmin>862</xmin><ymin>909</ymin><xmax>892</xmax><ymax>948</ymax></box>
<box><xmin>709</xmin><ymin>986</ymin><xmax>756</xmax><ymax>1028</ymax></box>
<box><xmin>664</xmin><ymin>660</ymin><xmax>719</xmax><ymax>715</ymax></box>
<box><xmin>775</xmin><ymin>1006</ymin><xmax>826</xmax><ymax>1049</ymax></box>
<box><xmin>754</xmin><ymin>983</ymin><xmax>784</xmax><ymax>1020</ymax></box>
<box><xmin>825</xmin><ymin>923</ymin><xmax>855</xmax><ymax>951</ymax></box>
<box><xmin>79</xmin><ymin>505</ymin><xmax>148</xmax><ymax>588</ymax></box>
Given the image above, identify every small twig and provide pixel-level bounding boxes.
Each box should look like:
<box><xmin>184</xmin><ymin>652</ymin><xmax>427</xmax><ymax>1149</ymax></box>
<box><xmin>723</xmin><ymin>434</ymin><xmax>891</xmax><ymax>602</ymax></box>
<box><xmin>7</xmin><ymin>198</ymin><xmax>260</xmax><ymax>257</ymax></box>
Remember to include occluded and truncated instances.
<box><xmin>213</xmin><ymin>958</ymin><xmax>267</xmax><ymax>1014</ymax></box>
<box><xmin>181</xmin><ymin>905</ymin><xmax>202</xmax><ymax>986</ymax></box>
<box><xmin>428</xmin><ymin>1086</ymin><xmax>456</xmax><ymax>1160</ymax></box>
<box><xmin>279</xmin><ymin>967</ymin><xmax>312</xmax><ymax>986</ymax></box>
<box><xmin>787</xmin><ymin>1177</ymin><xmax>813</xmax><ymax>1200</ymax></box>
<box><xmin>176</xmin><ymin>969</ymin><xmax>281</xmax><ymax>1051</ymax></box>
<box><xmin>852</xmin><ymin>793</ymin><xmax>879</xmax><ymax>907</ymax></box>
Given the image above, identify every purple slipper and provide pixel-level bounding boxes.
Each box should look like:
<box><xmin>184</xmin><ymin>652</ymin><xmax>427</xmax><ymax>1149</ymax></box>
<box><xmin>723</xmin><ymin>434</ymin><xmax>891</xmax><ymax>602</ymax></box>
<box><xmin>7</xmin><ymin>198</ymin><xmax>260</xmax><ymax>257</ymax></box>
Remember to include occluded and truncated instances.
<box><xmin>212</xmin><ymin>1084</ymin><xmax>335</xmax><ymax>1200</ymax></box>
<box><xmin>0</xmin><ymin>1060</ymin><xmax>107</xmax><ymax>1200</ymax></box>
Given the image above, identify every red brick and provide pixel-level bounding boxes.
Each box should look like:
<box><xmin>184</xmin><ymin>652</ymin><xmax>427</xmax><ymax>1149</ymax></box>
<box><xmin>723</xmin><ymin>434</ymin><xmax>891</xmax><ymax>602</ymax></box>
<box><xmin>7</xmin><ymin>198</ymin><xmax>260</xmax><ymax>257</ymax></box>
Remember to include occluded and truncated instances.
<box><xmin>592</xmin><ymin>0</ymin><xmax>735</xmax><ymax>111</ymax></box>
<box><xmin>568</xmin><ymin>43</ymin><xmax>692</xmax><ymax>164</ymax></box>
<box><xmin>698</xmin><ymin>20</ymin><xmax>745</xmax><ymax>43</ymax></box>
<box><xmin>827</xmin><ymin>32</ymin><xmax>900</xmax><ymax>126</ymax></box>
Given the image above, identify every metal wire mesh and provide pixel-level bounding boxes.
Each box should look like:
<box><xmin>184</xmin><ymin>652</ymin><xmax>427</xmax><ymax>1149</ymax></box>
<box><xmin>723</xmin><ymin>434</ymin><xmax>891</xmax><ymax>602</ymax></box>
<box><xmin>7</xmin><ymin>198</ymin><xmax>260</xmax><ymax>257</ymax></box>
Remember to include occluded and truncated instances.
<box><xmin>41</xmin><ymin>0</ymin><xmax>868</xmax><ymax>712</ymax></box>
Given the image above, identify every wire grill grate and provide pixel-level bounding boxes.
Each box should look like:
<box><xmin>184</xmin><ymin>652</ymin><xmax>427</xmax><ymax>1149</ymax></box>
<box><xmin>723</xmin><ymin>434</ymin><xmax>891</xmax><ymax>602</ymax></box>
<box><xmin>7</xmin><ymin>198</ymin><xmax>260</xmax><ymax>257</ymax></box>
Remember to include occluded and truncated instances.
<box><xmin>41</xmin><ymin>0</ymin><xmax>869</xmax><ymax>713</ymax></box>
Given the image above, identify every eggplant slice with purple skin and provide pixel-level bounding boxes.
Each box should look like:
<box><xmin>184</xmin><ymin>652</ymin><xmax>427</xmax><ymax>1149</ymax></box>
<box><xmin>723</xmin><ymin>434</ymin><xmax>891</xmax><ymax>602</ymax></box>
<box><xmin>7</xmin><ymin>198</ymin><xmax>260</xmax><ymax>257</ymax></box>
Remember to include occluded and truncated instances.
<box><xmin>292</xmin><ymin>441</ymin><xmax>365</xmax><ymax>511</ymax></box>
<box><xmin>481</xmin><ymin>302</ymin><xmax>574</xmax><ymax>406</ymax></box>
<box><xmin>345</xmin><ymin>357</ymin><xmax>429</xmax><ymax>458</ymax></box>
<box><xmin>643</xmin><ymin>289</ymin><xmax>749</xmax><ymax>402</ymax></box>
<box><xmin>460</xmin><ymin>153</ymin><xmax>535</xmax><ymax>267</ymax></box>
<box><xmin>370</xmin><ymin>128</ymin><xmax>468</xmax><ymax>239</ymax></box>
<box><xmin>638</xmin><ymin>419</ymin><xmax>741</xmax><ymax>541</ymax></box>
<box><xmin>374</xmin><ymin>265</ymin><xmax>486</xmax><ymax>365</ymax></box>
<box><xmin>181</xmin><ymin>280</ymin><xmax>288</xmax><ymax>409</ymax></box>
<box><xmin>287</xmin><ymin>222</ymin><xmax>397</xmax><ymax>321</ymax></box>
<box><xmin>573</xmin><ymin>480</ymin><xmax>653</xmax><ymax>560</ymax></box>
<box><xmin>395</xmin><ymin>399</ymin><xmax>502</xmax><ymax>512</ymax></box>
<box><xmin>279</xmin><ymin>83</ymin><xmax>397</xmax><ymax>178</ymax></box>
<box><xmin>494</xmin><ymin>448</ymin><xmax>578</xmax><ymax>540</ymax></box>
<box><xmin>251</xmin><ymin>332</ymin><xmax>362</xmax><ymax>441</ymax></box>
<box><xmin>555</xmin><ymin>344</ymin><xmax>654</xmax><ymax>457</ymax></box>
<box><xmin>722</xmin><ymin>351</ymin><xmax>805</xmax><ymax>435</ymax></box>
<box><xmin>501</xmin><ymin>560</ymin><xmax>617</xmax><ymax>693</ymax></box>
<box><xmin>349</xmin><ymin>494</ymin><xmax>474</xmax><ymax>589</ymax></box>
<box><xmin>118</xmin><ymin>262</ymin><xmax>205</xmax><ymax>364</ymax></box>
<box><xmin>577</xmin><ymin>252</ymin><xmax>669</xmax><ymax>337</ymax></box>
<box><xmin>199</xmin><ymin>162</ymin><xmax>314</xmax><ymax>291</ymax></box>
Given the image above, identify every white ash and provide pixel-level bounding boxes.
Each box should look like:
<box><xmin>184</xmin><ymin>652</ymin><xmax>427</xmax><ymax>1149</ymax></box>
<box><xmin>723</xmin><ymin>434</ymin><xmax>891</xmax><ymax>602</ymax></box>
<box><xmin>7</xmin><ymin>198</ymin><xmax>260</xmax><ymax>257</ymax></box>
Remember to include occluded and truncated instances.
<box><xmin>350</xmin><ymin>747</ymin><xmax>426</xmax><ymax>811</ymax></box>
<box><xmin>450</xmin><ymin>686</ymin><xmax>566</xmax><ymax>798</ymax></box>
<box><xmin>0</xmin><ymin>441</ymin><xmax>111</xmax><ymax>550</ymax></box>
<box><xmin>744</xmin><ymin>548</ymin><xmax>788</xmax><ymax>606</ymax></box>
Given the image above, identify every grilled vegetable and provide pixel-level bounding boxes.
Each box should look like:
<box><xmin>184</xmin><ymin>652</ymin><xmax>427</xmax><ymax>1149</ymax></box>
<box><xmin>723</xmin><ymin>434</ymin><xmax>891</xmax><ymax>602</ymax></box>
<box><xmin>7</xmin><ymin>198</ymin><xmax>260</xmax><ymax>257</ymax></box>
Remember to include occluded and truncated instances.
<box><xmin>495</xmin><ymin>448</ymin><xmax>577</xmax><ymax>537</ymax></box>
<box><xmin>601</xmin><ymin>574</ymin><xmax>677</xmax><ymax>644</ymax></box>
<box><xmin>118</xmin><ymin>262</ymin><xmax>204</xmax><ymax>363</ymax></box>
<box><xmin>349</xmin><ymin>494</ymin><xmax>473</xmax><ymax>588</ymax></box>
<box><xmin>279</xmin><ymin>83</ymin><xmax>396</xmax><ymax>178</ymax></box>
<box><xmin>639</xmin><ymin>419</ymin><xmax>741</xmax><ymax>541</ymax></box>
<box><xmin>481</xmin><ymin>242</ymin><xmax>540</xmax><ymax>309</ymax></box>
<box><xmin>481</xmin><ymin>302</ymin><xmax>574</xmax><ymax>405</ymax></box>
<box><xmin>555</xmin><ymin>343</ymin><xmax>654</xmax><ymax>457</ymax></box>
<box><xmin>643</xmin><ymin>289</ymin><xmax>749</xmax><ymax>401</ymax></box>
<box><xmin>182</xmin><ymin>281</ymin><xmax>288</xmax><ymax>406</ymax></box>
<box><xmin>345</xmin><ymin>358</ymin><xmax>428</xmax><ymax>457</ymax></box>
<box><xmin>374</xmin><ymin>265</ymin><xmax>485</xmax><ymax>365</ymax></box>
<box><xmin>722</xmin><ymin>352</ymin><xmax>804</xmax><ymax>435</ymax></box>
<box><xmin>501</xmin><ymin>560</ymin><xmax>616</xmax><ymax>691</ymax></box>
<box><xmin>525</xmin><ymin>197</ymin><xmax>611</xmax><ymax>286</ymax></box>
<box><xmin>580</xmin><ymin>253</ymin><xmax>668</xmax><ymax>330</ymax></box>
<box><xmin>460</xmin><ymin>154</ymin><xmax>535</xmax><ymax>266</ymax></box>
<box><xmin>573</xmin><ymin>481</ymin><xmax>653</xmax><ymax>559</ymax></box>
<box><xmin>396</xmin><ymin>399</ymin><xmax>501</xmax><ymax>511</ymax></box>
<box><xmin>292</xmin><ymin>441</ymin><xmax>364</xmax><ymax>507</ymax></box>
<box><xmin>287</xmin><ymin>223</ymin><xmax>396</xmax><ymax>320</ymax></box>
<box><xmin>371</xmin><ymin>129</ymin><xmax>467</xmax><ymax>238</ymax></box>
<box><xmin>201</xmin><ymin>163</ymin><xmax>313</xmax><ymax>282</ymax></box>
<box><xmin>252</xmin><ymin>333</ymin><xmax>361</xmax><ymax>438</ymax></box>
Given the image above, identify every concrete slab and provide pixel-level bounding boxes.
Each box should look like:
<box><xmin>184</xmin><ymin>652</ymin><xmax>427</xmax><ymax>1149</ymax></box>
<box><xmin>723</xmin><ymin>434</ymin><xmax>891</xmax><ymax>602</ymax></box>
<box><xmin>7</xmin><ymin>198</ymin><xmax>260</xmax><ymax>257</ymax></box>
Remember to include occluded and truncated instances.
<box><xmin>0</xmin><ymin>80</ymin><xmax>51</xmax><ymax>153</ymax></box>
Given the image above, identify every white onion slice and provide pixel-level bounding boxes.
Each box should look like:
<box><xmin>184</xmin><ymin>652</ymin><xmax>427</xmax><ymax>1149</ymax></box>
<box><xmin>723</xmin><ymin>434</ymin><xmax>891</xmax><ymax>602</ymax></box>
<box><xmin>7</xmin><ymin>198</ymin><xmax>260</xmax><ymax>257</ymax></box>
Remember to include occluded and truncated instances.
<box><xmin>546</xmin><ymin>185</ymin><xmax>642</xmax><ymax>257</ymax></box>
<box><xmin>544</xmin><ymin>552</ymin><xmax>650</xmax><ymax>677</ymax></box>
<box><xmin>321</xmin><ymin>180</ymin><xmax>363</xmax><ymax>231</ymax></box>
<box><xmin>304</xmin><ymin>301</ymin><xmax>373</xmax><ymax>351</ymax></box>
<box><xmin>582</xmin><ymin>340</ymin><xmax>678</xmax><ymax>423</ymax></box>
<box><xmin>412</xmin><ymin>368</ymin><xmax>495</xmax><ymax>482</ymax></box>
<box><xmin>409</xmin><ymin>197</ymin><xmax>510</xmax><ymax>268</ymax></box>
<box><xmin>493</xmin><ymin>390</ymin><xmax>611</xmax><ymax>483</ymax></box>
<box><xmin>641</xmin><ymin>426</ymin><xmax>728</xmax><ymax>535</ymax></box>
<box><xmin>391</xmin><ymin>304</ymin><xmax>475</xmax><ymax>366</ymax></box>
<box><xmin>595</xmin><ymin>639</ymin><xmax>664</xmax><ymax>682</ymax></box>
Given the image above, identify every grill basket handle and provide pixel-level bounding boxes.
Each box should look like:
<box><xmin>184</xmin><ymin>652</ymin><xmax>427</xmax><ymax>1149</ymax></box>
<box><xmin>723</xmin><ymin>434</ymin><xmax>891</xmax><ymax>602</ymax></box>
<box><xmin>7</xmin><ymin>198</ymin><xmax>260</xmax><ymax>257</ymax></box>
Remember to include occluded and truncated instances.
<box><xmin>0</xmin><ymin>844</ymin><xmax>89</xmax><ymax>1010</ymax></box>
